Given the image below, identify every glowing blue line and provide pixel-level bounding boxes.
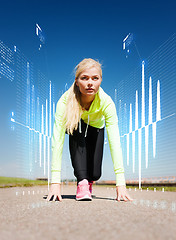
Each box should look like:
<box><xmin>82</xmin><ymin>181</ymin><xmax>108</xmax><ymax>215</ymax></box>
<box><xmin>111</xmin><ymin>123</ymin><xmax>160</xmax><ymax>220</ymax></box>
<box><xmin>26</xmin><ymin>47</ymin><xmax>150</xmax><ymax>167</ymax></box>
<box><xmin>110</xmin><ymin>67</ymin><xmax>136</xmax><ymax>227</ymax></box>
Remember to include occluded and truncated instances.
<box><xmin>46</xmin><ymin>99</ymin><xmax>48</xmax><ymax>136</ymax></box>
<box><xmin>121</xmin><ymin>113</ymin><xmax>175</xmax><ymax>138</ymax></box>
<box><xmin>42</xmin><ymin>104</ymin><xmax>44</xmax><ymax>134</ymax></box>
<box><xmin>44</xmin><ymin>135</ymin><xmax>46</xmax><ymax>175</ymax></box>
<box><xmin>162</xmin><ymin>113</ymin><xmax>175</xmax><ymax>120</ymax></box>
<box><xmin>27</xmin><ymin>62</ymin><xmax>30</xmax><ymax>85</ymax></box>
<box><xmin>39</xmin><ymin>133</ymin><xmax>42</xmax><ymax>167</ymax></box>
<box><xmin>10</xmin><ymin>119</ymin><xmax>51</xmax><ymax>137</ymax></box>
<box><xmin>135</xmin><ymin>90</ymin><xmax>138</xmax><ymax>130</ymax></box>
<box><xmin>49</xmin><ymin>82</ymin><xmax>52</xmax><ymax>138</ymax></box>
<box><xmin>152</xmin><ymin>122</ymin><xmax>156</xmax><ymax>158</ymax></box>
<box><xmin>45</xmin><ymin>99</ymin><xmax>48</xmax><ymax>176</ymax></box>
<box><xmin>53</xmin><ymin>102</ymin><xmax>55</xmax><ymax>122</ymax></box>
<box><xmin>149</xmin><ymin>77</ymin><xmax>152</xmax><ymax>124</ymax></box>
<box><xmin>132</xmin><ymin>131</ymin><xmax>135</xmax><ymax>173</ymax></box>
<box><xmin>47</xmin><ymin>138</ymin><xmax>50</xmax><ymax>190</ymax></box>
<box><xmin>127</xmin><ymin>133</ymin><xmax>129</xmax><ymax>166</ymax></box>
<box><xmin>145</xmin><ymin>125</ymin><xmax>149</xmax><ymax>168</ymax></box>
<box><xmin>142</xmin><ymin>61</ymin><xmax>145</xmax><ymax>127</ymax></box>
<box><xmin>121</xmin><ymin>60</ymin><xmax>167</xmax><ymax>187</ymax></box>
<box><xmin>129</xmin><ymin>103</ymin><xmax>132</xmax><ymax>133</ymax></box>
<box><xmin>157</xmin><ymin>80</ymin><xmax>161</xmax><ymax>121</ymax></box>
<box><xmin>138</xmin><ymin>128</ymin><xmax>141</xmax><ymax>189</ymax></box>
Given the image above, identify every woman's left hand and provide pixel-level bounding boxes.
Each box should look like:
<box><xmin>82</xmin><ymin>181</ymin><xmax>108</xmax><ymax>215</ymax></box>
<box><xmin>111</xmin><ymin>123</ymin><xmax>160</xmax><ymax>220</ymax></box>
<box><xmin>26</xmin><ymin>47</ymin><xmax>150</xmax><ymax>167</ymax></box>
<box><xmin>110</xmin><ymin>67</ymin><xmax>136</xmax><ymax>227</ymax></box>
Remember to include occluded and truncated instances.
<box><xmin>116</xmin><ymin>185</ymin><xmax>133</xmax><ymax>202</ymax></box>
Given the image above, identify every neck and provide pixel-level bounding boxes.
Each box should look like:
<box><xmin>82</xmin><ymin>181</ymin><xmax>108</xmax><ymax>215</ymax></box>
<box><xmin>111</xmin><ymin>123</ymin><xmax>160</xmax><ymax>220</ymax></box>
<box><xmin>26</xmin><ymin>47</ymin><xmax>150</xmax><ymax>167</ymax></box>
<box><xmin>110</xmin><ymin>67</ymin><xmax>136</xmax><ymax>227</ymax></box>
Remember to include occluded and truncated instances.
<box><xmin>80</xmin><ymin>94</ymin><xmax>95</xmax><ymax>110</ymax></box>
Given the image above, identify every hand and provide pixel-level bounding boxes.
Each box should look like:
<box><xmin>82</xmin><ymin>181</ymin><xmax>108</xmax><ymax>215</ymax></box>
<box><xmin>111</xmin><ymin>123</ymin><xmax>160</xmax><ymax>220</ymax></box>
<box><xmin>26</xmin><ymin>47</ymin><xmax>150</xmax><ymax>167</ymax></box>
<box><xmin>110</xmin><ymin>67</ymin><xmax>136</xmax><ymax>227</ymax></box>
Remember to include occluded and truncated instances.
<box><xmin>116</xmin><ymin>185</ymin><xmax>133</xmax><ymax>202</ymax></box>
<box><xmin>46</xmin><ymin>183</ymin><xmax>62</xmax><ymax>201</ymax></box>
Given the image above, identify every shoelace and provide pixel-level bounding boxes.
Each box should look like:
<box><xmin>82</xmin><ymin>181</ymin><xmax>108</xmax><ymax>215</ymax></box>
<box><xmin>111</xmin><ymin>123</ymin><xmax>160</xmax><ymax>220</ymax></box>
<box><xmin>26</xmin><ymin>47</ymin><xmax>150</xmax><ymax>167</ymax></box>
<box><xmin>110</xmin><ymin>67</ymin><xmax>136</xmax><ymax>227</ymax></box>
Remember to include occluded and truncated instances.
<box><xmin>78</xmin><ymin>184</ymin><xmax>89</xmax><ymax>192</ymax></box>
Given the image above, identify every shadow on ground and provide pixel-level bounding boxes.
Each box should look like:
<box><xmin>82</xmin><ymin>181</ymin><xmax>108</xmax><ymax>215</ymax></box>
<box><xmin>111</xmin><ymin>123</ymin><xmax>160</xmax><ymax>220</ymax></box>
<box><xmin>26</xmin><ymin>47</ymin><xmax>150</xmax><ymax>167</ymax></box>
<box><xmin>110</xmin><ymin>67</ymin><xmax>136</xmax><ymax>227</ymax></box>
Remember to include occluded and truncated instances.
<box><xmin>43</xmin><ymin>194</ymin><xmax>118</xmax><ymax>201</ymax></box>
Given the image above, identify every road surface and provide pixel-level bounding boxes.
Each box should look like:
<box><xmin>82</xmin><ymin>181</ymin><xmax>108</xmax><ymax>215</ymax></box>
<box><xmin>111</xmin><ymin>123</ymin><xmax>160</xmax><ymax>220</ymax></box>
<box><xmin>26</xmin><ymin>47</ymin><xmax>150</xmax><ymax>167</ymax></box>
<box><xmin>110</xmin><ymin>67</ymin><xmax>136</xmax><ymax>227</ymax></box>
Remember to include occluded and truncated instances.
<box><xmin>0</xmin><ymin>184</ymin><xmax>176</xmax><ymax>240</ymax></box>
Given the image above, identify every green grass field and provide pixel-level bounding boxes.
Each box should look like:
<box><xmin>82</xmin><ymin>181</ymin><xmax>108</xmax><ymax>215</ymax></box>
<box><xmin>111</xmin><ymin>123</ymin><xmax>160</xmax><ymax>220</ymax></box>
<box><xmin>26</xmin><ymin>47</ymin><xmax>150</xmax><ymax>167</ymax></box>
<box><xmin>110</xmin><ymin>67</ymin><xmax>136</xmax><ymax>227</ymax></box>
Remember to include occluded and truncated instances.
<box><xmin>98</xmin><ymin>185</ymin><xmax>176</xmax><ymax>192</ymax></box>
<box><xmin>0</xmin><ymin>176</ymin><xmax>48</xmax><ymax>188</ymax></box>
<box><xmin>0</xmin><ymin>176</ymin><xmax>176</xmax><ymax>191</ymax></box>
<box><xmin>127</xmin><ymin>185</ymin><xmax>176</xmax><ymax>192</ymax></box>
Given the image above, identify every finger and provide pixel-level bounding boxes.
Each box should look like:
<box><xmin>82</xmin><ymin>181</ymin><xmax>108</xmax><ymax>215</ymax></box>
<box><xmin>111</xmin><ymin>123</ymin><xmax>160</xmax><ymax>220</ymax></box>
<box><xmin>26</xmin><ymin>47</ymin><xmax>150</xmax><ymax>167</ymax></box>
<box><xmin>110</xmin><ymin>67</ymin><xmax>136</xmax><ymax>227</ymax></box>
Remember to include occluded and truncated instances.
<box><xmin>126</xmin><ymin>194</ymin><xmax>133</xmax><ymax>201</ymax></box>
<box><xmin>46</xmin><ymin>194</ymin><xmax>52</xmax><ymax>201</ymax></box>
<box><xmin>117</xmin><ymin>196</ymin><xmax>121</xmax><ymax>202</ymax></box>
<box><xmin>58</xmin><ymin>195</ymin><xmax>62</xmax><ymax>202</ymax></box>
<box><xmin>122</xmin><ymin>196</ymin><xmax>128</xmax><ymax>202</ymax></box>
<box><xmin>53</xmin><ymin>195</ymin><xmax>57</xmax><ymax>201</ymax></box>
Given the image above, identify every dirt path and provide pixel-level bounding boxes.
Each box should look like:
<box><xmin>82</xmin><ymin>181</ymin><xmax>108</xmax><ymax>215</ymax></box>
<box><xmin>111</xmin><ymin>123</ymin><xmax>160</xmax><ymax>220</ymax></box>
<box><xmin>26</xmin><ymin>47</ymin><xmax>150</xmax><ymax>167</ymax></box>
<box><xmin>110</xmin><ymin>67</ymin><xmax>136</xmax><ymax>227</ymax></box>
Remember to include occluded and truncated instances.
<box><xmin>0</xmin><ymin>185</ymin><xmax>176</xmax><ymax>240</ymax></box>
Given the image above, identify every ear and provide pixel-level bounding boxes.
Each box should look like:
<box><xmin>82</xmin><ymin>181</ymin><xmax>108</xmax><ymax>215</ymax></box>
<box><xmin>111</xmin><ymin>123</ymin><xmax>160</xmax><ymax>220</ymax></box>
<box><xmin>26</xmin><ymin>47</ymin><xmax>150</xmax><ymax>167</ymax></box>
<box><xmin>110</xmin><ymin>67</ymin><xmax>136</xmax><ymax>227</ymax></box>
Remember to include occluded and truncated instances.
<box><xmin>75</xmin><ymin>78</ymin><xmax>78</xmax><ymax>86</ymax></box>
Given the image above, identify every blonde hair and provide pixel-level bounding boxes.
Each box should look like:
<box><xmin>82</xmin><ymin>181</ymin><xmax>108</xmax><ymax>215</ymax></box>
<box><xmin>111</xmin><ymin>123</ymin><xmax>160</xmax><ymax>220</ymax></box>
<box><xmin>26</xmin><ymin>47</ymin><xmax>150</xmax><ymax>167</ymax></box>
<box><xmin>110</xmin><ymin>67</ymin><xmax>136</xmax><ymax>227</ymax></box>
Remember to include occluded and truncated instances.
<box><xmin>63</xmin><ymin>58</ymin><xmax>102</xmax><ymax>135</ymax></box>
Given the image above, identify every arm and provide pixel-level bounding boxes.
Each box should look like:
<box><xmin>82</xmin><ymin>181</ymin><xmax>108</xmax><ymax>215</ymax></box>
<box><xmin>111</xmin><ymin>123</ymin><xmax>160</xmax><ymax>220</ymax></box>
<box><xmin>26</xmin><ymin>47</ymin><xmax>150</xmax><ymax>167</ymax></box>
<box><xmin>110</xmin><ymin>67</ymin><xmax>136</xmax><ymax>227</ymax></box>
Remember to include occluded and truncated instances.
<box><xmin>103</xmin><ymin>96</ymin><xmax>126</xmax><ymax>186</ymax></box>
<box><xmin>47</xmin><ymin>93</ymin><xmax>68</xmax><ymax>201</ymax></box>
<box><xmin>103</xmin><ymin>96</ymin><xmax>133</xmax><ymax>201</ymax></box>
<box><xmin>51</xmin><ymin>93</ymin><xmax>67</xmax><ymax>183</ymax></box>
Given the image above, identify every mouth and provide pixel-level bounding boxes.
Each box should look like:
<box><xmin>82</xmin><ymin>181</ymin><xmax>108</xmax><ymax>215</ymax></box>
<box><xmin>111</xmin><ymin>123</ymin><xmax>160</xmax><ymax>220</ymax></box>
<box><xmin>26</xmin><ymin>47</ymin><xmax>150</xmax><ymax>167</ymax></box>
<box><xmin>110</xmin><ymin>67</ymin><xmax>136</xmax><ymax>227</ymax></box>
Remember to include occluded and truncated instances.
<box><xmin>86</xmin><ymin>88</ymin><xmax>94</xmax><ymax>91</ymax></box>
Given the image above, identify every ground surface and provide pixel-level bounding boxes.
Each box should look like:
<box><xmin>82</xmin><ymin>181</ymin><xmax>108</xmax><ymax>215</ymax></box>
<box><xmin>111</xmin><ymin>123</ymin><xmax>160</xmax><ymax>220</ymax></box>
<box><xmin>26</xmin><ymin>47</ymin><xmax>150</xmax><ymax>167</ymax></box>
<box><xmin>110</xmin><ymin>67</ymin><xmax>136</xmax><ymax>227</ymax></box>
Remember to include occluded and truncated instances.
<box><xmin>0</xmin><ymin>184</ymin><xmax>176</xmax><ymax>240</ymax></box>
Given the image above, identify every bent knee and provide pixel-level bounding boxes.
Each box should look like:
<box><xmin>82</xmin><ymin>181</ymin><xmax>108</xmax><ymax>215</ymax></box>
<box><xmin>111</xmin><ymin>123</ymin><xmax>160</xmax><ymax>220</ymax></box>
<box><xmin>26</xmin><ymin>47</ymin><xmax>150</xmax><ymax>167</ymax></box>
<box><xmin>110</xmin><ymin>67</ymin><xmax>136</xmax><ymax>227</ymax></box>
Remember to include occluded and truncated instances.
<box><xmin>92</xmin><ymin>173</ymin><xmax>101</xmax><ymax>181</ymax></box>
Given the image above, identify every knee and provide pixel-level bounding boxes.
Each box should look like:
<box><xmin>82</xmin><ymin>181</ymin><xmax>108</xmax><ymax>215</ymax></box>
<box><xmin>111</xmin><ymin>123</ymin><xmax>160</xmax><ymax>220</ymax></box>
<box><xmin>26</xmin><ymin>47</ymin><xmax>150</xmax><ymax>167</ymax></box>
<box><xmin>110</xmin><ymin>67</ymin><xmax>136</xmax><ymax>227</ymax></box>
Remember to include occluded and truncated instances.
<box><xmin>92</xmin><ymin>172</ymin><xmax>101</xmax><ymax>181</ymax></box>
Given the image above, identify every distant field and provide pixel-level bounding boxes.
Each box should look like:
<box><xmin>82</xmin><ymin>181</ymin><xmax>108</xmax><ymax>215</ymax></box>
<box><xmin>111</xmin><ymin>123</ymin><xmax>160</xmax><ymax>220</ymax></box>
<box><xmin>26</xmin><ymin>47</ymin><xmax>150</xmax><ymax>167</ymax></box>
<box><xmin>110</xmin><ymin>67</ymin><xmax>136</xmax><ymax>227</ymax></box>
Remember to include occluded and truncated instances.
<box><xmin>98</xmin><ymin>184</ymin><xmax>176</xmax><ymax>192</ymax></box>
<box><xmin>0</xmin><ymin>176</ymin><xmax>48</xmax><ymax>188</ymax></box>
<box><xmin>1</xmin><ymin>176</ymin><xmax>176</xmax><ymax>191</ymax></box>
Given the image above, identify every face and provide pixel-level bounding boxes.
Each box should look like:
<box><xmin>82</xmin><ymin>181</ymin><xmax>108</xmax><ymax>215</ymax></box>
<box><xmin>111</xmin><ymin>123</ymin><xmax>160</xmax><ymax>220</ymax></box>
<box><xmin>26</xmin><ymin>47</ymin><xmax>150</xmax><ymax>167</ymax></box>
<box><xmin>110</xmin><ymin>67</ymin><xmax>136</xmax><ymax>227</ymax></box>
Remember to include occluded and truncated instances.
<box><xmin>75</xmin><ymin>67</ymin><xmax>102</xmax><ymax>98</ymax></box>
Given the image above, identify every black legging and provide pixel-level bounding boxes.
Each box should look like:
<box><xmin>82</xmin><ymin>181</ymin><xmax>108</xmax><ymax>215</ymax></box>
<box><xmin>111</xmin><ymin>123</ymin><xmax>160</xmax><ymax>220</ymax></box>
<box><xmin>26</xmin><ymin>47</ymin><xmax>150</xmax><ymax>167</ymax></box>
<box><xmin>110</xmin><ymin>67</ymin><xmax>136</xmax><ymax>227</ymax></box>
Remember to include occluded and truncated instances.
<box><xmin>69</xmin><ymin>119</ymin><xmax>104</xmax><ymax>184</ymax></box>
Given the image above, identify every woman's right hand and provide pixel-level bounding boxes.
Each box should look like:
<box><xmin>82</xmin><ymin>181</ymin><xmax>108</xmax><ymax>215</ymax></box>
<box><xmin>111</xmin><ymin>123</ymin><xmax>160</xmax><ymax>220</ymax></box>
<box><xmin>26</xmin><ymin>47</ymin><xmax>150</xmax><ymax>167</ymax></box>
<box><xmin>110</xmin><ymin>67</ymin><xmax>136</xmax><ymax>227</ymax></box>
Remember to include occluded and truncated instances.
<box><xmin>46</xmin><ymin>183</ymin><xmax>62</xmax><ymax>201</ymax></box>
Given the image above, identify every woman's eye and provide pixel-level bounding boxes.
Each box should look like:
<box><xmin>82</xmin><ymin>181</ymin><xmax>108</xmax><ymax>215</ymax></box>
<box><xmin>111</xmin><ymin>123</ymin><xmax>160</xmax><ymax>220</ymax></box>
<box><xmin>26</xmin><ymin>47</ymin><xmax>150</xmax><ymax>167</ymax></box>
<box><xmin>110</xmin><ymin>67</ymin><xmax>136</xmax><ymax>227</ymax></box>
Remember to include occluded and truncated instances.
<box><xmin>93</xmin><ymin>77</ymin><xmax>98</xmax><ymax>80</ymax></box>
<box><xmin>81</xmin><ymin>77</ymin><xmax>87</xmax><ymax>80</ymax></box>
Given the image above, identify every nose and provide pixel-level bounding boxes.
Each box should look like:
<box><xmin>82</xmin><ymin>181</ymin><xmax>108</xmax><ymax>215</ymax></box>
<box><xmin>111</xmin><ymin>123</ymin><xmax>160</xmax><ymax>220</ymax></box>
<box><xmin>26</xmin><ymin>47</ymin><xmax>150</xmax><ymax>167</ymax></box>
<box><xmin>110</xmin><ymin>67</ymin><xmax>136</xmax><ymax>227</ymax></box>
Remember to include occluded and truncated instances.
<box><xmin>87</xmin><ymin>77</ymin><xmax>93</xmax><ymax>85</ymax></box>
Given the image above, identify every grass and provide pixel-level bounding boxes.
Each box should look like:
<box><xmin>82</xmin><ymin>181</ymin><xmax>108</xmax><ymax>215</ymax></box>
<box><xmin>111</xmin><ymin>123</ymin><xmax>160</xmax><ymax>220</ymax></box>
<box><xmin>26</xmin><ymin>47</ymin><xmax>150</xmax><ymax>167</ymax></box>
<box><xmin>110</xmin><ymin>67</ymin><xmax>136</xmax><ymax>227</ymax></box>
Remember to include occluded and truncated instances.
<box><xmin>0</xmin><ymin>177</ymin><xmax>176</xmax><ymax>192</ymax></box>
<box><xmin>0</xmin><ymin>176</ymin><xmax>48</xmax><ymax>188</ymax></box>
<box><xmin>96</xmin><ymin>184</ymin><xmax>176</xmax><ymax>192</ymax></box>
<box><xmin>126</xmin><ymin>185</ymin><xmax>176</xmax><ymax>192</ymax></box>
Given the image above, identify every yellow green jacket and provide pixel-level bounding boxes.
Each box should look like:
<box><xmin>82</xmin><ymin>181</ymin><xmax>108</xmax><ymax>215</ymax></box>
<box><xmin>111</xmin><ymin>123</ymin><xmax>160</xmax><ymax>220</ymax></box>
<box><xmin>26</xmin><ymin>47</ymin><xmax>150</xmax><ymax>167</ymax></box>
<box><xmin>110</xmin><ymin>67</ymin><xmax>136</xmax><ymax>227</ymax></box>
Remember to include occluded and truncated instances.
<box><xmin>51</xmin><ymin>87</ymin><xmax>126</xmax><ymax>186</ymax></box>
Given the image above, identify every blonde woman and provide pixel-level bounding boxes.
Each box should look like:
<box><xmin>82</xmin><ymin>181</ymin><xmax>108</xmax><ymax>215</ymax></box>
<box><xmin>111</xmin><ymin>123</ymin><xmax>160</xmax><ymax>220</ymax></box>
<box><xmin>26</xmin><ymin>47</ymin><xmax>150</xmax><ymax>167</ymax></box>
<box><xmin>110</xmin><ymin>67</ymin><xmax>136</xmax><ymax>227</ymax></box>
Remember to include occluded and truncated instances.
<box><xmin>47</xmin><ymin>58</ymin><xmax>133</xmax><ymax>202</ymax></box>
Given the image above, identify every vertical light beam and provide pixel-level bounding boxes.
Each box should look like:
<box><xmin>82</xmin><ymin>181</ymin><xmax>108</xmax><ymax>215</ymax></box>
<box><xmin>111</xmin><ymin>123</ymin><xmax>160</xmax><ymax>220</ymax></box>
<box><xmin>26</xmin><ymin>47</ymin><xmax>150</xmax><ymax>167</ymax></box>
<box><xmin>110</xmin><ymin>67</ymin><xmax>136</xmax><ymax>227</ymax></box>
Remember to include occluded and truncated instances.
<box><xmin>47</xmin><ymin>138</ymin><xmax>50</xmax><ymax>190</ymax></box>
<box><xmin>127</xmin><ymin>134</ymin><xmax>129</xmax><ymax>166</ymax></box>
<box><xmin>138</xmin><ymin>128</ymin><xmax>142</xmax><ymax>189</ymax></box>
<box><xmin>157</xmin><ymin>80</ymin><xmax>161</xmax><ymax>121</ymax></box>
<box><xmin>46</xmin><ymin>99</ymin><xmax>48</xmax><ymax>136</ymax></box>
<box><xmin>53</xmin><ymin>102</ymin><xmax>55</xmax><ymax>122</ymax></box>
<box><xmin>135</xmin><ymin>90</ymin><xmax>138</xmax><ymax>130</ymax></box>
<box><xmin>132</xmin><ymin>131</ymin><xmax>135</xmax><ymax>173</ymax></box>
<box><xmin>41</xmin><ymin>104</ymin><xmax>44</xmax><ymax>168</ymax></box>
<box><xmin>39</xmin><ymin>132</ymin><xmax>42</xmax><ymax>167</ymax></box>
<box><xmin>145</xmin><ymin>125</ymin><xmax>149</xmax><ymax>168</ymax></box>
<box><xmin>49</xmin><ymin>81</ymin><xmax>52</xmax><ymax>138</ymax></box>
<box><xmin>142</xmin><ymin>61</ymin><xmax>145</xmax><ymax>127</ymax></box>
<box><xmin>152</xmin><ymin>122</ymin><xmax>156</xmax><ymax>158</ymax></box>
<box><xmin>149</xmin><ymin>77</ymin><xmax>152</xmax><ymax>124</ymax></box>
<box><xmin>130</xmin><ymin>104</ymin><xmax>132</xmax><ymax>133</ymax></box>
<box><xmin>44</xmin><ymin>134</ymin><xmax>46</xmax><ymax>175</ymax></box>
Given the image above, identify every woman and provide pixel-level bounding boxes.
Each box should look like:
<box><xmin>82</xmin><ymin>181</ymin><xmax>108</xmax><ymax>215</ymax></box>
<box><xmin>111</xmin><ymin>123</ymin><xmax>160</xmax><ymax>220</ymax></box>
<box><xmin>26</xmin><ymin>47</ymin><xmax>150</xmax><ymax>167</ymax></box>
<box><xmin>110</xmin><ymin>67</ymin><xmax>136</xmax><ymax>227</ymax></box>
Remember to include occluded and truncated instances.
<box><xmin>47</xmin><ymin>58</ymin><xmax>133</xmax><ymax>202</ymax></box>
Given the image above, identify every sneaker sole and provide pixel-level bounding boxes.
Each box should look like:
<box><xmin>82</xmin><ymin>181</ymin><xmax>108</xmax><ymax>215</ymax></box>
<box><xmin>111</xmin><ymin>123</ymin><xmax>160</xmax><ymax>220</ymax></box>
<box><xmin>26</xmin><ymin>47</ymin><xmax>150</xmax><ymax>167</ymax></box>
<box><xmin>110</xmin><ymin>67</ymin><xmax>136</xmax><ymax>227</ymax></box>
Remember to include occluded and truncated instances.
<box><xmin>76</xmin><ymin>194</ymin><xmax>92</xmax><ymax>201</ymax></box>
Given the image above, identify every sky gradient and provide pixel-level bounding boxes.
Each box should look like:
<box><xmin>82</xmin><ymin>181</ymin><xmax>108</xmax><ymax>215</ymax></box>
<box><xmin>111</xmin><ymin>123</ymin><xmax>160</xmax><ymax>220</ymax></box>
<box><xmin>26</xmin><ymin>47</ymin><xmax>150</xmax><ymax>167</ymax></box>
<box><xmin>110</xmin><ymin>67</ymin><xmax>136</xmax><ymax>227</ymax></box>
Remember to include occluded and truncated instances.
<box><xmin>0</xmin><ymin>0</ymin><xmax>176</xmax><ymax>180</ymax></box>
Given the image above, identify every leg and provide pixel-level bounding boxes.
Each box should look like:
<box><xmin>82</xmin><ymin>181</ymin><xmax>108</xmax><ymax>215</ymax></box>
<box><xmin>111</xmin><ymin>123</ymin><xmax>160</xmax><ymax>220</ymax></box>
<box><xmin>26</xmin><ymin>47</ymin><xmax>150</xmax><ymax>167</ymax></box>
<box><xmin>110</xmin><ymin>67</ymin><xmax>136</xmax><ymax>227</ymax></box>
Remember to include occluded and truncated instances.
<box><xmin>86</xmin><ymin>125</ymin><xmax>104</xmax><ymax>182</ymax></box>
<box><xmin>69</xmin><ymin>120</ymin><xmax>89</xmax><ymax>183</ymax></box>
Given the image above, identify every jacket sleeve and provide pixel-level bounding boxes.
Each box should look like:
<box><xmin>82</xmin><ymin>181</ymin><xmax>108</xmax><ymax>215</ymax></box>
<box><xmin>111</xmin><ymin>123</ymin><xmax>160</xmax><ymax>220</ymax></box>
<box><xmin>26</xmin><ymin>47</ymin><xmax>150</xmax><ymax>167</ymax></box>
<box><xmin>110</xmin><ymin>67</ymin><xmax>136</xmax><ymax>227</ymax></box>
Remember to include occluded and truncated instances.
<box><xmin>103</xmin><ymin>96</ymin><xmax>126</xmax><ymax>186</ymax></box>
<box><xmin>51</xmin><ymin>93</ymin><xmax>67</xmax><ymax>183</ymax></box>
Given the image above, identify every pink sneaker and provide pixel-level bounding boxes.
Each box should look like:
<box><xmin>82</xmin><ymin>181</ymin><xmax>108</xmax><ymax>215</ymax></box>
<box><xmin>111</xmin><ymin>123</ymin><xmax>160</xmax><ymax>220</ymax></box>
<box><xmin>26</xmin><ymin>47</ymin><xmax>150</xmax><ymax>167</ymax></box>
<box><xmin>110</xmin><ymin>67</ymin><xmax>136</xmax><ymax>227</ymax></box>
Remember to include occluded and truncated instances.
<box><xmin>88</xmin><ymin>181</ymin><xmax>93</xmax><ymax>194</ymax></box>
<box><xmin>76</xmin><ymin>179</ymin><xmax>92</xmax><ymax>201</ymax></box>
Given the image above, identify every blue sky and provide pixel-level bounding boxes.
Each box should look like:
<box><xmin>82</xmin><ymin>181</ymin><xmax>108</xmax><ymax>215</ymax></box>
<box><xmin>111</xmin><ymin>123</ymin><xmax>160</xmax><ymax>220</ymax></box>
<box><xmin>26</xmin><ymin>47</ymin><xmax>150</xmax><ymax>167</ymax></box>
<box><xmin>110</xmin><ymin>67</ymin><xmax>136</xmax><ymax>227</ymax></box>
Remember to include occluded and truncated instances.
<box><xmin>1</xmin><ymin>0</ymin><xmax>176</xmax><ymax>92</ymax></box>
<box><xmin>0</xmin><ymin>0</ymin><xmax>176</xmax><ymax>180</ymax></box>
